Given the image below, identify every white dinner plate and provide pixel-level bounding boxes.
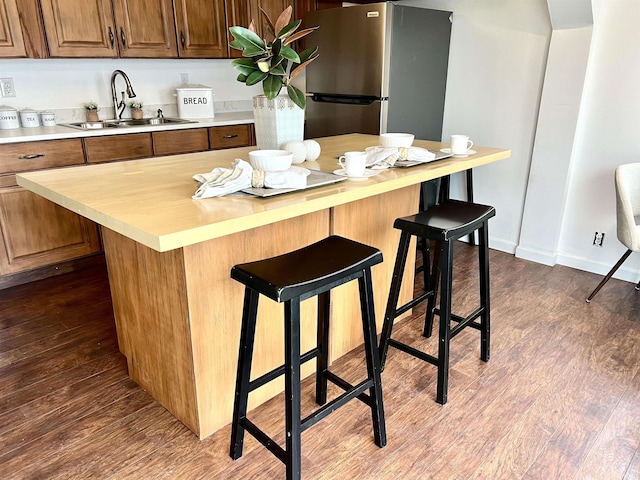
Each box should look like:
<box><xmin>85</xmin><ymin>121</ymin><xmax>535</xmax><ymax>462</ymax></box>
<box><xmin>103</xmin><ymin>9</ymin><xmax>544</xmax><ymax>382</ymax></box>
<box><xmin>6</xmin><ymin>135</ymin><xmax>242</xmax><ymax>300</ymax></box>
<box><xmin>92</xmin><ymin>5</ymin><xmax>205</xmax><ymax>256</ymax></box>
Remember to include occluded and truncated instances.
<box><xmin>333</xmin><ymin>168</ymin><xmax>379</xmax><ymax>181</ymax></box>
<box><xmin>440</xmin><ymin>148</ymin><xmax>476</xmax><ymax>158</ymax></box>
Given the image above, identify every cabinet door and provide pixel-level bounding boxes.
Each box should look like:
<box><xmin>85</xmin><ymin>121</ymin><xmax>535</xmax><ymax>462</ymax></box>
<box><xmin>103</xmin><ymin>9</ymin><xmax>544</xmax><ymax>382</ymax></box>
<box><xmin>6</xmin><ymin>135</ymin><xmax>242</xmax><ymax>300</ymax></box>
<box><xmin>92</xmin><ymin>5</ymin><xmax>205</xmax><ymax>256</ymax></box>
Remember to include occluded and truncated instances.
<box><xmin>173</xmin><ymin>0</ymin><xmax>227</xmax><ymax>58</ymax></box>
<box><xmin>112</xmin><ymin>0</ymin><xmax>178</xmax><ymax>58</ymax></box>
<box><xmin>40</xmin><ymin>0</ymin><xmax>119</xmax><ymax>57</ymax></box>
<box><xmin>0</xmin><ymin>0</ymin><xmax>26</xmax><ymax>57</ymax></box>
<box><xmin>0</xmin><ymin>182</ymin><xmax>101</xmax><ymax>275</ymax></box>
<box><xmin>226</xmin><ymin>0</ymin><xmax>250</xmax><ymax>59</ymax></box>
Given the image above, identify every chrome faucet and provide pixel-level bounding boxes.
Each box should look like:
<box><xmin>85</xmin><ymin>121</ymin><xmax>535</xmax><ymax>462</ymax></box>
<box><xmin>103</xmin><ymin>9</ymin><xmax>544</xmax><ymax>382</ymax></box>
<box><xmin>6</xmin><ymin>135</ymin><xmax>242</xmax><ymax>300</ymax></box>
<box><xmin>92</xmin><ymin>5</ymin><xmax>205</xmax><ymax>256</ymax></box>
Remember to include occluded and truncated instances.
<box><xmin>110</xmin><ymin>69</ymin><xmax>136</xmax><ymax>119</ymax></box>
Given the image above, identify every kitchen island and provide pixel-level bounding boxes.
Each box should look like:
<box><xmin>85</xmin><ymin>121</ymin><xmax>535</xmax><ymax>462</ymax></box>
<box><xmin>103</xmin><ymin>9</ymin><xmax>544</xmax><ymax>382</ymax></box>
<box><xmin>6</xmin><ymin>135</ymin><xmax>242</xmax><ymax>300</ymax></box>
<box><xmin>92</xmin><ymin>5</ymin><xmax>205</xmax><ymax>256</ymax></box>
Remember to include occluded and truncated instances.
<box><xmin>16</xmin><ymin>134</ymin><xmax>510</xmax><ymax>439</ymax></box>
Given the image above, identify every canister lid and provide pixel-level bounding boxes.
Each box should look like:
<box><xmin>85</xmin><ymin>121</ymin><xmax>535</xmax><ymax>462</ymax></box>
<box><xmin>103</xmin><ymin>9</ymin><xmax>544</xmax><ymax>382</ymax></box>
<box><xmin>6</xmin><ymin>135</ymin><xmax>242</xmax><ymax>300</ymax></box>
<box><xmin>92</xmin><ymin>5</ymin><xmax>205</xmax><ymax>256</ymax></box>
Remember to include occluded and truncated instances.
<box><xmin>0</xmin><ymin>105</ymin><xmax>17</xmax><ymax>113</ymax></box>
<box><xmin>176</xmin><ymin>84</ymin><xmax>213</xmax><ymax>91</ymax></box>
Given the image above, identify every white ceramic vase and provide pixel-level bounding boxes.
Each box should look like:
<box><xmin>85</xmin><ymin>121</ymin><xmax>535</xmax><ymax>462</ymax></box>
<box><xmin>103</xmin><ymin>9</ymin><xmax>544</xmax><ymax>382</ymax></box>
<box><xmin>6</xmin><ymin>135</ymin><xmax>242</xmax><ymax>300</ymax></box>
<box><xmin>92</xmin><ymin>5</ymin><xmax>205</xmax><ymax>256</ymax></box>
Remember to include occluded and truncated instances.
<box><xmin>253</xmin><ymin>93</ymin><xmax>304</xmax><ymax>150</ymax></box>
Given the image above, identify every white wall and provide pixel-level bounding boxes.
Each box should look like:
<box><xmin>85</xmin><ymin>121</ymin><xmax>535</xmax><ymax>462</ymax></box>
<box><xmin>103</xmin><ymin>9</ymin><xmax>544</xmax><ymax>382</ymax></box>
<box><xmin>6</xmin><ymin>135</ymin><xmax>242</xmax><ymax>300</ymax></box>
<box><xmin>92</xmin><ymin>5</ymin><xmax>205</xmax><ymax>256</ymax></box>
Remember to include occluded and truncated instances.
<box><xmin>1</xmin><ymin>0</ymin><xmax>639</xmax><ymax>284</ymax></box>
<box><xmin>0</xmin><ymin>58</ymin><xmax>261</xmax><ymax>115</ymax></box>
<box><xmin>558</xmin><ymin>0</ymin><xmax>640</xmax><ymax>281</ymax></box>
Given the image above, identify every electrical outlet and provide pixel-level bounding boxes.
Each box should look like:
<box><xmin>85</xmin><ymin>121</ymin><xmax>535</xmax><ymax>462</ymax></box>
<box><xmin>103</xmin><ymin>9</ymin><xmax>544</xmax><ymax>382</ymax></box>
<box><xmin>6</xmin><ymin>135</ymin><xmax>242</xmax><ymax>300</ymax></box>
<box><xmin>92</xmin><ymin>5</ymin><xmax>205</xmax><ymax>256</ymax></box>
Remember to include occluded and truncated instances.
<box><xmin>593</xmin><ymin>231</ymin><xmax>605</xmax><ymax>247</ymax></box>
<box><xmin>180</xmin><ymin>73</ymin><xmax>189</xmax><ymax>85</ymax></box>
<box><xmin>0</xmin><ymin>78</ymin><xmax>15</xmax><ymax>98</ymax></box>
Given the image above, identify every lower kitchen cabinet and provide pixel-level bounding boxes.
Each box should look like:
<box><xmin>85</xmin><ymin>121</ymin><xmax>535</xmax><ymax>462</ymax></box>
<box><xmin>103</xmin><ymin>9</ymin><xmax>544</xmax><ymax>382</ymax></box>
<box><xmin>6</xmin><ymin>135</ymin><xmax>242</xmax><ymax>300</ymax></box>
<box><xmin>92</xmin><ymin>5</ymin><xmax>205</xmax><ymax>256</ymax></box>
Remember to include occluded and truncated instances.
<box><xmin>0</xmin><ymin>178</ymin><xmax>101</xmax><ymax>276</ymax></box>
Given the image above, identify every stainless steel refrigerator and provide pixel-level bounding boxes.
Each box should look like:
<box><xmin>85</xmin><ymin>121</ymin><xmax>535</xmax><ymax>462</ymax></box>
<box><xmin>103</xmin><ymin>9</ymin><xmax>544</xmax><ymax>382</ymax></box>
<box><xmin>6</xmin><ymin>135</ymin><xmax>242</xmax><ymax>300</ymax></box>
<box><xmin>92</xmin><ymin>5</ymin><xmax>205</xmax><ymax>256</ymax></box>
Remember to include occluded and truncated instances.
<box><xmin>304</xmin><ymin>2</ymin><xmax>452</xmax><ymax>141</ymax></box>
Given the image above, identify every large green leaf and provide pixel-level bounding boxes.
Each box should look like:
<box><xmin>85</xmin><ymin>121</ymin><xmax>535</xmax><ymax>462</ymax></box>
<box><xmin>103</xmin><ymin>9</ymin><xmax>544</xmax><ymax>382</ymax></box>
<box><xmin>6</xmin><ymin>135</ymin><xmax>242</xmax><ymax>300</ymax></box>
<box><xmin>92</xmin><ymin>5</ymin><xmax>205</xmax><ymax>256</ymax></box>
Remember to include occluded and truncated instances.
<box><xmin>279</xmin><ymin>45</ymin><xmax>300</xmax><ymax>63</ymax></box>
<box><xmin>276</xmin><ymin>20</ymin><xmax>301</xmax><ymax>40</ymax></box>
<box><xmin>263</xmin><ymin>75</ymin><xmax>284</xmax><ymax>99</ymax></box>
<box><xmin>246</xmin><ymin>70</ymin><xmax>268</xmax><ymax>86</ymax></box>
<box><xmin>229</xmin><ymin>26</ymin><xmax>265</xmax><ymax>51</ymax></box>
<box><xmin>298</xmin><ymin>47</ymin><xmax>318</xmax><ymax>65</ymax></box>
<box><xmin>231</xmin><ymin>58</ymin><xmax>260</xmax><ymax>76</ymax></box>
<box><xmin>287</xmin><ymin>84</ymin><xmax>306</xmax><ymax>109</ymax></box>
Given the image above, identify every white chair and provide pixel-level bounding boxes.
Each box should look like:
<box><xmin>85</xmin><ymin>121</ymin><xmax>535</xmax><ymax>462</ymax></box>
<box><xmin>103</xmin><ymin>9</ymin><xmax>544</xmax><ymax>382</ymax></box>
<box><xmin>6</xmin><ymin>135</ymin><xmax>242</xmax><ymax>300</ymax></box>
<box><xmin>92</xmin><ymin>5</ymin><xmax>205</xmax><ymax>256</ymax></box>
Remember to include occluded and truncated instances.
<box><xmin>586</xmin><ymin>162</ymin><xmax>640</xmax><ymax>302</ymax></box>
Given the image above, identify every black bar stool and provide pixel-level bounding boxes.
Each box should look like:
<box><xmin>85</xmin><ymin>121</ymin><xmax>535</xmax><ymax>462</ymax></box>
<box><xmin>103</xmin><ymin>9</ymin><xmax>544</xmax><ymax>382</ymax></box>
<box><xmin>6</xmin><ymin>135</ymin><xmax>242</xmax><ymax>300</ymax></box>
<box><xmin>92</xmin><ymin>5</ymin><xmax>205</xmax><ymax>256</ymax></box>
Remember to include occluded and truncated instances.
<box><xmin>229</xmin><ymin>235</ymin><xmax>387</xmax><ymax>480</ymax></box>
<box><xmin>379</xmin><ymin>199</ymin><xmax>495</xmax><ymax>405</ymax></box>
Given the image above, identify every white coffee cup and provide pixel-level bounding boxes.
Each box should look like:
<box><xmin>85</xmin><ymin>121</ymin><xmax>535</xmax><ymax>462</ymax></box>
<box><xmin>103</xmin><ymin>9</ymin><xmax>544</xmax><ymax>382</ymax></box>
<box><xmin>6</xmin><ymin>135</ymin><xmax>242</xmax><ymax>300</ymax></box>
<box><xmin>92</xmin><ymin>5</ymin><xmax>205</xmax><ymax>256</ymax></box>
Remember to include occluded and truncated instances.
<box><xmin>338</xmin><ymin>151</ymin><xmax>367</xmax><ymax>177</ymax></box>
<box><xmin>450</xmin><ymin>135</ymin><xmax>473</xmax><ymax>155</ymax></box>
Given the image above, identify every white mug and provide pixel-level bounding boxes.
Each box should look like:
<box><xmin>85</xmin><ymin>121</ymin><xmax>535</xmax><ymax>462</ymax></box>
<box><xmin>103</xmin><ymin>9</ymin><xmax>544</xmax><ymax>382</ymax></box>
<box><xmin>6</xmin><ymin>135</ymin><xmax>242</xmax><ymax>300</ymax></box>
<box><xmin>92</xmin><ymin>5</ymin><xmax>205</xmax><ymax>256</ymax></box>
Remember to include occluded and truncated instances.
<box><xmin>338</xmin><ymin>151</ymin><xmax>367</xmax><ymax>177</ymax></box>
<box><xmin>450</xmin><ymin>135</ymin><xmax>473</xmax><ymax>155</ymax></box>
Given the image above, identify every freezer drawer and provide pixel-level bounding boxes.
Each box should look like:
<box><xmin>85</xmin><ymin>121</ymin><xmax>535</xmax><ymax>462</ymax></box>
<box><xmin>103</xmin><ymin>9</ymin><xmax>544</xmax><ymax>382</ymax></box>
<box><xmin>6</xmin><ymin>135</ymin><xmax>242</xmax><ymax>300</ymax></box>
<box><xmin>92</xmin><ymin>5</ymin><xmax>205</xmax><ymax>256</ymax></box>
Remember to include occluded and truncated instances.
<box><xmin>305</xmin><ymin>100</ymin><xmax>383</xmax><ymax>138</ymax></box>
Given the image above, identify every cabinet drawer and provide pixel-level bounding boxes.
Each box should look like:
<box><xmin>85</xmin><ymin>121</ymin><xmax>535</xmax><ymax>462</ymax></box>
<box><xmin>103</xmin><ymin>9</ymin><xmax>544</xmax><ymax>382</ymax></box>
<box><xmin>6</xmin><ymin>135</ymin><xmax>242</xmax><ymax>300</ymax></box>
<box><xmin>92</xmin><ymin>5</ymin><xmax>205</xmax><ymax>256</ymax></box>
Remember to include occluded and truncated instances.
<box><xmin>152</xmin><ymin>128</ymin><xmax>210</xmax><ymax>156</ymax></box>
<box><xmin>209</xmin><ymin>125</ymin><xmax>253</xmax><ymax>149</ymax></box>
<box><xmin>0</xmin><ymin>139</ymin><xmax>85</xmax><ymax>174</ymax></box>
<box><xmin>84</xmin><ymin>133</ymin><xmax>153</xmax><ymax>163</ymax></box>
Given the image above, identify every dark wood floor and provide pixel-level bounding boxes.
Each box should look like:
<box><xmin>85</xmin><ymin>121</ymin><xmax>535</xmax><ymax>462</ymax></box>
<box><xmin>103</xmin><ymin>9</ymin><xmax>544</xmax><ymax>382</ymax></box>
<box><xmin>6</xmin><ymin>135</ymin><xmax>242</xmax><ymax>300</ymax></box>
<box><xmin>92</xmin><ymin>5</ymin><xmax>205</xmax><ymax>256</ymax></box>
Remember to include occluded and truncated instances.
<box><xmin>1</xmin><ymin>243</ymin><xmax>639</xmax><ymax>479</ymax></box>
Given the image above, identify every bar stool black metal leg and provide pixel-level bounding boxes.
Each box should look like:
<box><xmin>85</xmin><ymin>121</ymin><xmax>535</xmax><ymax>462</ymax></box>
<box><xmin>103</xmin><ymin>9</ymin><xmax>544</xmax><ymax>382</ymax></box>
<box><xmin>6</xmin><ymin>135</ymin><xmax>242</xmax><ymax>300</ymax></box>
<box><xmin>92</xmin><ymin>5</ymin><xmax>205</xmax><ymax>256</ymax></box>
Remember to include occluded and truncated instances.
<box><xmin>359</xmin><ymin>270</ymin><xmax>387</xmax><ymax>448</ymax></box>
<box><xmin>230</xmin><ymin>288</ymin><xmax>260</xmax><ymax>460</ymax></box>
<box><xmin>316</xmin><ymin>291</ymin><xmax>330</xmax><ymax>406</ymax></box>
<box><xmin>284</xmin><ymin>298</ymin><xmax>302</xmax><ymax>480</ymax></box>
<box><xmin>379</xmin><ymin>231</ymin><xmax>412</xmax><ymax>370</ymax></box>
<box><xmin>423</xmin><ymin>240</ymin><xmax>442</xmax><ymax>338</ymax></box>
<box><xmin>436</xmin><ymin>240</ymin><xmax>454</xmax><ymax>405</ymax></box>
<box><xmin>478</xmin><ymin>224</ymin><xmax>490</xmax><ymax>362</ymax></box>
<box><xmin>466</xmin><ymin>170</ymin><xmax>476</xmax><ymax>246</ymax></box>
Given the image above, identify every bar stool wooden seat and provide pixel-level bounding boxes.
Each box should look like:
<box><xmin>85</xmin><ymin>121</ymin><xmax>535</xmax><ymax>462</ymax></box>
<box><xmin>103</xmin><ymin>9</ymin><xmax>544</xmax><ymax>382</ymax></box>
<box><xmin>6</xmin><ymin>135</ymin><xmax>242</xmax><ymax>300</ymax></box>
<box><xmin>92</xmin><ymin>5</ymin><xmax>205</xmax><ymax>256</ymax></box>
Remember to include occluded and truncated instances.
<box><xmin>379</xmin><ymin>199</ymin><xmax>495</xmax><ymax>405</ymax></box>
<box><xmin>229</xmin><ymin>235</ymin><xmax>387</xmax><ymax>480</ymax></box>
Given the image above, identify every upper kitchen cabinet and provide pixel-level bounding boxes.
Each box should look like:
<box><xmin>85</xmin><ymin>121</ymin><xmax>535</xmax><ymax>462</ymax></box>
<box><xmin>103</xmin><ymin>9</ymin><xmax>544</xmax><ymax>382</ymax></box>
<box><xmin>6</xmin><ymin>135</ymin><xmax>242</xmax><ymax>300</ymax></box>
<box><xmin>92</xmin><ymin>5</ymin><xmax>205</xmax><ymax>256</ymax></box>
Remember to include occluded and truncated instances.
<box><xmin>0</xmin><ymin>0</ymin><xmax>26</xmax><ymax>57</ymax></box>
<box><xmin>40</xmin><ymin>0</ymin><xmax>178</xmax><ymax>58</ymax></box>
<box><xmin>173</xmin><ymin>0</ymin><xmax>227</xmax><ymax>58</ymax></box>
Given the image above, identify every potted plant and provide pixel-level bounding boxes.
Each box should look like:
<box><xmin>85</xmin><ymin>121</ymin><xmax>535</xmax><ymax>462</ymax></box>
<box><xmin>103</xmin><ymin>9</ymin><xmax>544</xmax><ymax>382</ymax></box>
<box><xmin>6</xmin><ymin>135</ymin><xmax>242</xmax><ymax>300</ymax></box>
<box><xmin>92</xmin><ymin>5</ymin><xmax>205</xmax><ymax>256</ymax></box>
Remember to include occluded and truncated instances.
<box><xmin>229</xmin><ymin>6</ymin><xmax>318</xmax><ymax>149</ymax></box>
<box><xmin>128</xmin><ymin>100</ymin><xmax>144</xmax><ymax>119</ymax></box>
<box><xmin>84</xmin><ymin>101</ymin><xmax>99</xmax><ymax>122</ymax></box>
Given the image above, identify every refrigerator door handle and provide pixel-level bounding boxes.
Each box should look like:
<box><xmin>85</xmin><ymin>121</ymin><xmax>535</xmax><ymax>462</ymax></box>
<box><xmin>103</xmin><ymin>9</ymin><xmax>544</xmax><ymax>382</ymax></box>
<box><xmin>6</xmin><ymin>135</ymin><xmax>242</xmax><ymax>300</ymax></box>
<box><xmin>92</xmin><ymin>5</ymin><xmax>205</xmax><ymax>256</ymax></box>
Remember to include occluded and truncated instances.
<box><xmin>310</xmin><ymin>93</ymin><xmax>388</xmax><ymax>105</ymax></box>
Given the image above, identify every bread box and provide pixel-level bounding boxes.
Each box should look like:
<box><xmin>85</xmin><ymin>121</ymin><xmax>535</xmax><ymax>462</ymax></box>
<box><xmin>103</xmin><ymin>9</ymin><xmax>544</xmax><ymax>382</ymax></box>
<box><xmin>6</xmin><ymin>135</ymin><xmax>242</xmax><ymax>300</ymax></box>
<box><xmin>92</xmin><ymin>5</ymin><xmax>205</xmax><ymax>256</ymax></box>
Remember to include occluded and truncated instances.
<box><xmin>176</xmin><ymin>84</ymin><xmax>214</xmax><ymax>119</ymax></box>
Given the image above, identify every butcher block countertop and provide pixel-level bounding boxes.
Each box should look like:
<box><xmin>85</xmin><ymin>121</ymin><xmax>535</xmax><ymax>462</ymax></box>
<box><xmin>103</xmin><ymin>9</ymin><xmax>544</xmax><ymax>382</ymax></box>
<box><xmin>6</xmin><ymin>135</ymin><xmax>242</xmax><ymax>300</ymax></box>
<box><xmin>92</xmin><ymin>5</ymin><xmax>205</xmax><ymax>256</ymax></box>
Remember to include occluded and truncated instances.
<box><xmin>16</xmin><ymin>133</ymin><xmax>511</xmax><ymax>252</ymax></box>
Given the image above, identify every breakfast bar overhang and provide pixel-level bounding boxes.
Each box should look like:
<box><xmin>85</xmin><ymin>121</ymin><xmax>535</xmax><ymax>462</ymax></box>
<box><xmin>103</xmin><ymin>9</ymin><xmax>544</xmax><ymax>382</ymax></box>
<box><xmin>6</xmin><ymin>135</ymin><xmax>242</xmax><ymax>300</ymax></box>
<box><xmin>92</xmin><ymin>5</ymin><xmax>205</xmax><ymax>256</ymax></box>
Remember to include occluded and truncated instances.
<box><xmin>16</xmin><ymin>134</ymin><xmax>510</xmax><ymax>439</ymax></box>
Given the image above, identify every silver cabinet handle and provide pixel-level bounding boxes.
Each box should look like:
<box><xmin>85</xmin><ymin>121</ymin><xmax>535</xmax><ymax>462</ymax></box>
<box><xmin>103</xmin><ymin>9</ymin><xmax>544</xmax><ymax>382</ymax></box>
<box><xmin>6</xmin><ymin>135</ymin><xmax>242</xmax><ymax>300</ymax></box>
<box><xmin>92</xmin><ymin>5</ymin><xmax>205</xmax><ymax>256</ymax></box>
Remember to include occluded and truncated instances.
<box><xmin>109</xmin><ymin>27</ymin><xmax>115</xmax><ymax>49</ymax></box>
<box><xmin>223</xmin><ymin>134</ymin><xmax>238</xmax><ymax>139</ymax></box>
<box><xmin>180</xmin><ymin>31</ymin><xmax>186</xmax><ymax>50</ymax></box>
<box><xmin>120</xmin><ymin>28</ymin><xmax>127</xmax><ymax>49</ymax></box>
<box><xmin>18</xmin><ymin>154</ymin><xmax>45</xmax><ymax>159</ymax></box>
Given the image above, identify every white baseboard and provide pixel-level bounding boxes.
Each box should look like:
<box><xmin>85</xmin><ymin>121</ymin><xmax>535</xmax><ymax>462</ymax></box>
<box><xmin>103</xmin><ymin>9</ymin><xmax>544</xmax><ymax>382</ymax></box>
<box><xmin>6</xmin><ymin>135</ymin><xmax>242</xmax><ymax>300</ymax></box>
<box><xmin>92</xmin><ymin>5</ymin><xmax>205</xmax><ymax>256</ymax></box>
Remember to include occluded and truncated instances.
<box><xmin>515</xmin><ymin>245</ymin><xmax>558</xmax><ymax>266</ymax></box>
<box><xmin>557</xmin><ymin>253</ymin><xmax>640</xmax><ymax>284</ymax></box>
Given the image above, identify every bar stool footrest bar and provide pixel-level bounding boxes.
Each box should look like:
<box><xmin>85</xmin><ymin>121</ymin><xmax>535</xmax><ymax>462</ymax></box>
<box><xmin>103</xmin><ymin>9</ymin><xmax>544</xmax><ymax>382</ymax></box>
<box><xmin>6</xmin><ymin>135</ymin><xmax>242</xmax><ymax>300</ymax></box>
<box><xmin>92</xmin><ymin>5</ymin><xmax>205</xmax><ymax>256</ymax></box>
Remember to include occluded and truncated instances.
<box><xmin>240</xmin><ymin>417</ymin><xmax>287</xmax><ymax>462</ymax></box>
<box><xmin>248</xmin><ymin>347</ymin><xmax>320</xmax><ymax>392</ymax></box>
<box><xmin>388</xmin><ymin>338</ymin><xmax>438</xmax><ymax>366</ymax></box>
<box><xmin>393</xmin><ymin>290</ymin><xmax>435</xmax><ymax>320</ymax></box>
<box><xmin>450</xmin><ymin>308</ymin><xmax>484</xmax><ymax>338</ymax></box>
<box><xmin>324</xmin><ymin>371</ymin><xmax>374</xmax><ymax>406</ymax></box>
<box><xmin>301</xmin><ymin>378</ymin><xmax>374</xmax><ymax>431</ymax></box>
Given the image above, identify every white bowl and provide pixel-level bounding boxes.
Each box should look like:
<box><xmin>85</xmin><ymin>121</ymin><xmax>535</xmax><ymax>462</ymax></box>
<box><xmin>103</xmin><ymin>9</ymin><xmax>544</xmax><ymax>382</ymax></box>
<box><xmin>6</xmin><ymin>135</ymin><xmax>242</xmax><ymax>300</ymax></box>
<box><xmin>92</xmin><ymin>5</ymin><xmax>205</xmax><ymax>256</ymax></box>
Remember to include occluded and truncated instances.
<box><xmin>380</xmin><ymin>133</ymin><xmax>415</xmax><ymax>148</ymax></box>
<box><xmin>248</xmin><ymin>150</ymin><xmax>294</xmax><ymax>172</ymax></box>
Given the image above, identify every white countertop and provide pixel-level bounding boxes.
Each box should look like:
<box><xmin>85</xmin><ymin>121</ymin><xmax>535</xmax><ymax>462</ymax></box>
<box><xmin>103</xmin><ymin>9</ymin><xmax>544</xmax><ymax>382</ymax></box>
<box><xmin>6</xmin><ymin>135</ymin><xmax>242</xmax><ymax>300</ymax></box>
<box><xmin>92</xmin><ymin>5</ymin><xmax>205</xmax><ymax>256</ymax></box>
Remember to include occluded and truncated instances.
<box><xmin>0</xmin><ymin>111</ymin><xmax>254</xmax><ymax>144</ymax></box>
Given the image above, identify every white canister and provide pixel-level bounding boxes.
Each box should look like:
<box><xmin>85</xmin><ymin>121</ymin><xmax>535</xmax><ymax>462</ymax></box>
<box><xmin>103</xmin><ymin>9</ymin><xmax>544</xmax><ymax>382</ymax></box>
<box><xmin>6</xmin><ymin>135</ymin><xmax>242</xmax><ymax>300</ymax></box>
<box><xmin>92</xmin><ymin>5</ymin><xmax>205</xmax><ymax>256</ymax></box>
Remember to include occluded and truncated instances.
<box><xmin>176</xmin><ymin>84</ymin><xmax>214</xmax><ymax>119</ymax></box>
<box><xmin>40</xmin><ymin>111</ymin><xmax>56</xmax><ymax>126</ymax></box>
<box><xmin>19</xmin><ymin>109</ymin><xmax>40</xmax><ymax>128</ymax></box>
<box><xmin>0</xmin><ymin>105</ymin><xmax>20</xmax><ymax>129</ymax></box>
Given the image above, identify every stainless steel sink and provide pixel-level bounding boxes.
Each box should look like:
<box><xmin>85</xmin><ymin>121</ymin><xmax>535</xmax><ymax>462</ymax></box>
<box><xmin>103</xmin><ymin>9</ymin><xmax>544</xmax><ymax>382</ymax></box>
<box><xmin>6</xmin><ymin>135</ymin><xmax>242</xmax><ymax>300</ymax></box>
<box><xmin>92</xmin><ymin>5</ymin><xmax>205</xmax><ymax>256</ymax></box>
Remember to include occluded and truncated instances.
<box><xmin>60</xmin><ymin>117</ymin><xmax>197</xmax><ymax>130</ymax></box>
